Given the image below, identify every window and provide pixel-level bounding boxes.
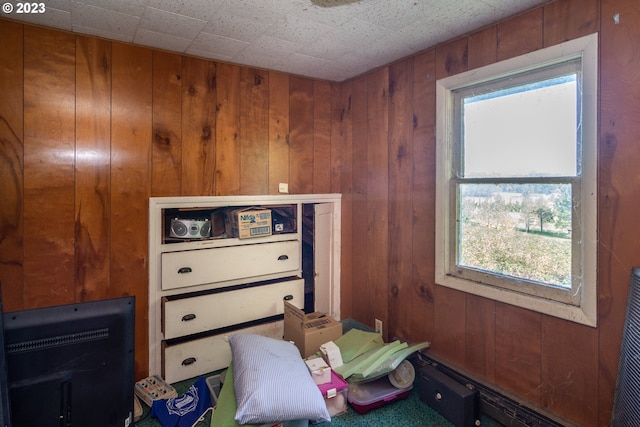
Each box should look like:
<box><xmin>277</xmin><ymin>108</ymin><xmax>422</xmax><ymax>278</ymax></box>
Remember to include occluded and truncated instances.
<box><xmin>435</xmin><ymin>34</ymin><xmax>598</xmax><ymax>326</ymax></box>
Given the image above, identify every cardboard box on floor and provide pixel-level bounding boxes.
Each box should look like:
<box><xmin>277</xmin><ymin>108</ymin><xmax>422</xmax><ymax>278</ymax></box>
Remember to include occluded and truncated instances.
<box><xmin>284</xmin><ymin>301</ymin><xmax>342</xmax><ymax>358</ymax></box>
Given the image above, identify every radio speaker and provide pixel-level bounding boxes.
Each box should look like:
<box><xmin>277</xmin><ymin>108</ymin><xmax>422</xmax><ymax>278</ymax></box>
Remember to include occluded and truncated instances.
<box><xmin>170</xmin><ymin>219</ymin><xmax>211</xmax><ymax>239</ymax></box>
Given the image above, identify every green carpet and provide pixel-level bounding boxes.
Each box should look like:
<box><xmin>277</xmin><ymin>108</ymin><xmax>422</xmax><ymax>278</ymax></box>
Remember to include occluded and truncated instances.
<box><xmin>134</xmin><ymin>374</ymin><xmax>501</xmax><ymax>427</ymax></box>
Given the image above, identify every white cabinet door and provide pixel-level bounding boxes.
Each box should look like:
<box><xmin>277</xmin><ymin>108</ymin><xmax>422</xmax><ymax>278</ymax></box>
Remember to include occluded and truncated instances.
<box><xmin>161</xmin><ymin>240</ymin><xmax>300</xmax><ymax>291</ymax></box>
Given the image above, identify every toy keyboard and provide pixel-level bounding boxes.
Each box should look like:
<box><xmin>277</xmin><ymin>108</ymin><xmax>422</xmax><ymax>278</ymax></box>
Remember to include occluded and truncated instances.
<box><xmin>134</xmin><ymin>375</ymin><xmax>178</xmax><ymax>407</ymax></box>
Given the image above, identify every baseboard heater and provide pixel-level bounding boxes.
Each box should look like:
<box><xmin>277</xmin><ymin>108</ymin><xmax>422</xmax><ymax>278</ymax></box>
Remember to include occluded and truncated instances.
<box><xmin>413</xmin><ymin>353</ymin><xmax>576</xmax><ymax>427</ymax></box>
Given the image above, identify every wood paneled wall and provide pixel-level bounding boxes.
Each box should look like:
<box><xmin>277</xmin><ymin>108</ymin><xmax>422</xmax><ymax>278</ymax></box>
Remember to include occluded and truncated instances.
<box><xmin>0</xmin><ymin>20</ymin><xmax>338</xmax><ymax>381</ymax></box>
<box><xmin>335</xmin><ymin>0</ymin><xmax>640</xmax><ymax>425</ymax></box>
<box><xmin>1</xmin><ymin>0</ymin><xmax>639</xmax><ymax>424</ymax></box>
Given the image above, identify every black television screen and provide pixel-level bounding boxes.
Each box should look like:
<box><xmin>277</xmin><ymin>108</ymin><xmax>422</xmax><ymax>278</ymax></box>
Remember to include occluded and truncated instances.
<box><xmin>0</xmin><ymin>289</ymin><xmax>11</xmax><ymax>427</ymax></box>
<box><xmin>3</xmin><ymin>296</ymin><xmax>135</xmax><ymax>427</ymax></box>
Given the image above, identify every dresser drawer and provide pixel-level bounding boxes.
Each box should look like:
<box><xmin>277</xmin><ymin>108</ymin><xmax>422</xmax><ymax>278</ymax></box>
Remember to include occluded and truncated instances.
<box><xmin>162</xmin><ymin>320</ymin><xmax>284</xmax><ymax>383</ymax></box>
<box><xmin>162</xmin><ymin>278</ymin><xmax>304</xmax><ymax>339</ymax></box>
<box><xmin>161</xmin><ymin>240</ymin><xmax>300</xmax><ymax>291</ymax></box>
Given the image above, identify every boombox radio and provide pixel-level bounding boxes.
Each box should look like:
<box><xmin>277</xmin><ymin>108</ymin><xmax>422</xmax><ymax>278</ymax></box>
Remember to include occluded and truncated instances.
<box><xmin>170</xmin><ymin>218</ymin><xmax>211</xmax><ymax>239</ymax></box>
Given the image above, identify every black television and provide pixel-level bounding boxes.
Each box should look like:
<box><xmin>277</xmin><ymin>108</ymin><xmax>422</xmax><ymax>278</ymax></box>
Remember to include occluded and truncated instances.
<box><xmin>0</xmin><ymin>289</ymin><xmax>11</xmax><ymax>427</ymax></box>
<box><xmin>3</xmin><ymin>295</ymin><xmax>135</xmax><ymax>427</ymax></box>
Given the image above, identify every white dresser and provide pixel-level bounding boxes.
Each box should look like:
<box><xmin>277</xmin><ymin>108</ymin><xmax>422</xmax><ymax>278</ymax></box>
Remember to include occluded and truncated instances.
<box><xmin>148</xmin><ymin>194</ymin><xmax>341</xmax><ymax>383</ymax></box>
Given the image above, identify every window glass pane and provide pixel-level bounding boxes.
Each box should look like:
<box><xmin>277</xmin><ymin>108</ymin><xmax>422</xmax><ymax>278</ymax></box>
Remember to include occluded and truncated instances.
<box><xmin>462</xmin><ymin>75</ymin><xmax>578</xmax><ymax>178</ymax></box>
<box><xmin>458</xmin><ymin>183</ymin><xmax>572</xmax><ymax>289</ymax></box>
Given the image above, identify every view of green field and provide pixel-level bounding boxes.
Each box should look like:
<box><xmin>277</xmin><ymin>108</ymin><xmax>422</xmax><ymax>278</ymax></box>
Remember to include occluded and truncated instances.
<box><xmin>458</xmin><ymin>185</ymin><xmax>572</xmax><ymax>288</ymax></box>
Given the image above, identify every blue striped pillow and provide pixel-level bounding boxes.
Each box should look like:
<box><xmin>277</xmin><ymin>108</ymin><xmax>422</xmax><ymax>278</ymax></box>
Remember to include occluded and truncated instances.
<box><xmin>229</xmin><ymin>334</ymin><xmax>331</xmax><ymax>425</ymax></box>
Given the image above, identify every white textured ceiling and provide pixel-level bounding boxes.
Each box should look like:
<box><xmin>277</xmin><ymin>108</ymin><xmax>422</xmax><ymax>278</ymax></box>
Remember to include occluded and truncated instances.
<box><xmin>6</xmin><ymin>0</ymin><xmax>549</xmax><ymax>82</ymax></box>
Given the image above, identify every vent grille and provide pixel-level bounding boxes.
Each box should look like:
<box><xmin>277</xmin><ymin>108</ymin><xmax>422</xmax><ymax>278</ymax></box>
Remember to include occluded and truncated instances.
<box><xmin>7</xmin><ymin>328</ymin><xmax>109</xmax><ymax>354</ymax></box>
<box><xmin>611</xmin><ymin>267</ymin><xmax>640</xmax><ymax>426</ymax></box>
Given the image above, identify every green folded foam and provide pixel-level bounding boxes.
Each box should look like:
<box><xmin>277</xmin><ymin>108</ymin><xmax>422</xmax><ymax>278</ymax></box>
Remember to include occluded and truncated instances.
<box><xmin>333</xmin><ymin>328</ymin><xmax>384</xmax><ymax>363</ymax></box>
<box><xmin>334</xmin><ymin>340</ymin><xmax>405</xmax><ymax>379</ymax></box>
<box><xmin>348</xmin><ymin>341</ymin><xmax>430</xmax><ymax>382</ymax></box>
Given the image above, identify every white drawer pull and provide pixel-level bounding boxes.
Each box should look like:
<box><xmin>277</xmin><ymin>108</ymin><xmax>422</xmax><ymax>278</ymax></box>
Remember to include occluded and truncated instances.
<box><xmin>278</xmin><ymin>255</ymin><xmax>289</xmax><ymax>261</ymax></box>
<box><xmin>182</xmin><ymin>314</ymin><xmax>196</xmax><ymax>322</ymax></box>
<box><xmin>178</xmin><ymin>267</ymin><xmax>192</xmax><ymax>274</ymax></box>
<box><xmin>182</xmin><ymin>357</ymin><xmax>196</xmax><ymax>366</ymax></box>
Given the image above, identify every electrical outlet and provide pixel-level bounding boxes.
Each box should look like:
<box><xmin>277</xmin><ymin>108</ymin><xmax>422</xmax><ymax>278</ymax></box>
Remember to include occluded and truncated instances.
<box><xmin>375</xmin><ymin>318</ymin><xmax>383</xmax><ymax>336</ymax></box>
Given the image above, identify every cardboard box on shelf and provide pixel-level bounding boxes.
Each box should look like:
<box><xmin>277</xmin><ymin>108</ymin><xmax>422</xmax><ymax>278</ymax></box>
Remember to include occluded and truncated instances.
<box><xmin>225</xmin><ymin>207</ymin><xmax>272</xmax><ymax>239</ymax></box>
<box><xmin>284</xmin><ymin>301</ymin><xmax>342</xmax><ymax>358</ymax></box>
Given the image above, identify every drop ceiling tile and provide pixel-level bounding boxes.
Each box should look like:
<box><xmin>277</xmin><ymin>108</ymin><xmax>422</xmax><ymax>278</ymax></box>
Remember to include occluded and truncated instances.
<box><xmin>351</xmin><ymin>0</ymin><xmax>428</xmax><ymax>30</ymax></box>
<box><xmin>275</xmin><ymin>52</ymin><xmax>333</xmax><ymax>78</ymax></box>
<box><xmin>139</xmin><ymin>6</ymin><xmax>208</xmax><ymax>40</ymax></box>
<box><xmin>187</xmin><ymin>32</ymin><xmax>249</xmax><ymax>58</ymax></box>
<box><xmin>216</xmin><ymin>0</ymin><xmax>300</xmax><ymax>22</ymax></box>
<box><xmin>238</xmin><ymin>34</ymin><xmax>301</xmax><ymax>58</ymax></box>
<box><xmin>298</xmin><ymin>30</ymin><xmax>356</xmax><ymax>61</ymax></box>
<box><xmin>7</xmin><ymin>6</ymin><xmax>71</xmax><ymax>30</ymax></box>
<box><xmin>71</xmin><ymin>0</ymin><xmax>146</xmax><ymax>17</ymax></box>
<box><xmin>339</xmin><ymin>16</ymin><xmax>390</xmax><ymax>41</ymax></box>
<box><xmin>71</xmin><ymin>2</ymin><xmax>140</xmax><ymax>39</ymax></box>
<box><xmin>265</xmin><ymin>13</ymin><xmax>334</xmax><ymax>45</ymax></box>
<box><xmin>71</xmin><ymin>23</ymin><xmax>133</xmax><ymax>43</ymax></box>
<box><xmin>144</xmin><ymin>0</ymin><xmax>225</xmax><ymax>20</ymax></box>
<box><xmin>200</xmin><ymin>12</ymin><xmax>275</xmax><ymax>42</ymax></box>
<box><xmin>134</xmin><ymin>28</ymin><xmax>193</xmax><ymax>52</ymax></box>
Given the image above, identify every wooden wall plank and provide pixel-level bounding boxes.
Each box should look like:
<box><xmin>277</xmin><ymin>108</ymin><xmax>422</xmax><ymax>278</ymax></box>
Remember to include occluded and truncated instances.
<box><xmin>541</xmin><ymin>317</ymin><xmax>598</xmax><ymax>425</ymax></box>
<box><xmin>497</xmin><ymin>8</ymin><xmax>543</xmax><ymax>60</ymax></box>
<box><xmin>181</xmin><ymin>57</ymin><xmax>216</xmax><ymax>196</ymax></box>
<box><xmin>329</xmin><ymin>83</ymin><xmax>344</xmax><ymax>195</ymax></box>
<box><xmin>544</xmin><ymin>0</ymin><xmax>600</xmax><ymax>46</ymax></box>
<box><xmin>152</xmin><ymin>51</ymin><xmax>182</xmax><ymax>197</ymax></box>
<box><xmin>598</xmin><ymin>0</ymin><xmax>640</xmax><ymax>424</ymax></box>
<box><xmin>410</xmin><ymin>50</ymin><xmax>436</xmax><ymax>342</ymax></box>
<box><xmin>335</xmin><ymin>81</ymin><xmax>353</xmax><ymax>318</ymax></box>
<box><xmin>0</xmin><ymin>20</ymin><xmax>24</xmax><ymax>311</ymax></box>
<box><xmin>388</xmin><ymin>58</ymin><xmax>414</xmax><ymax>341</ymax></box>
<box><xmin>365</xmin><ymin>68</ymin><xmax>389</xmax><ymax>335</ymax></box>
<box><xmin>495</xmin><ymin>303</ymin><xmax>542</xmax><ymax>404</ymax></box>
<box><xmin>465</xmin><ymin>296</ymin><xmax>496</xmax><ymax>381</ymax></box>
<box><xmin>289</xmin><ymin>76</ymin><xmax>315</xmax><ymax>194</ymax></box>
<box><xmin>435</xmin><ymin>37</ymin><xmax>468</xmax><ymax>80</ymax></box>
<box><xmin>432</xmin><ymin>37</ymin><xmax>469</xmax><ymax>366</ymax></box>
<box><xmin>349</xmin><ymin>77</ymin><xmax>369</xmax><ymax>323</ymax></box>
<box><xmin>75</xmin><ymin>36</ymin><xmax>112</xmax><ymax>302</ymax></box>
<box><xmin>468</xmin><ymin>25</ymin><xmax>497</xmax><ymax>69</ymax></box>
<box><xmin>23</xmin><ymin>26</ymin><xmax>76</xmax><ymax>308</ymax></box>
<box><xmin>268</xmin><ymin>72</ymin><xmax>290</xmax><ymax>195</ymax></box>
<box><xmin>240</xmin><ymin>68</ymin><xmax>269</xmax><ymax>195</ymax></box>
<box><xmin>111</xmin><ymin>43</ymin><xmax>152</xmax><ymax>379</ymax></box>
<box><xmin>313</xmin><ymin>80</ymin><xmax>332</xmax><ymax>194</ymax></box>
<box><xmin>215</xmin><ymin>63</ymin><xmax>240</xmax><ymax>196</ymax></box>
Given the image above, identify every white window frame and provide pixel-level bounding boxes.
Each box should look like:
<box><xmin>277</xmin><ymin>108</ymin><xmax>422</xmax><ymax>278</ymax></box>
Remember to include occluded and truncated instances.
<box><xmin>435</xmin><ymin>33</ymin><xmax>598</xmax><ymax>327</ymax></box>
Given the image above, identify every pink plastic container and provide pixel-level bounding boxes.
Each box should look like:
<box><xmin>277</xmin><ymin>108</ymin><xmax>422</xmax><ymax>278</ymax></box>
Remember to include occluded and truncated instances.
<box><xmin>347</xmin><ymin>377</ymin><xmax>412</xmax><ymax>414</ymax></box>
<box><xmin>317</xmin><ymin>370</ymin><xmax>349</xmax><ymax>417</ymax></box>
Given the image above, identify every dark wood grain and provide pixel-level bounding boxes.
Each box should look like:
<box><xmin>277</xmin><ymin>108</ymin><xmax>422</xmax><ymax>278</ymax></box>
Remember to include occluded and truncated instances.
<box><xmin>23</xmin><ymin>26</ymin><xmax>76</xmax><ymax>308</ymax></box>
<box><xmin>0</xmin><ymin>20</ymin><xmax>24</xmax><ymax>311</ymax></box>
<box><xmin>240</xmin><ymin>67</ymin><xmax>269</xmax><ymax>195</ymax></box>
<box><xmin>111</xmin><ymin>42</ymin><xmax>152</xmax><ymax>379</ymax></box>
<box><xmin>152</xmin><ymin>51</ymin><xmax>183</xmax><ymax>197</ymax></box>
<box><xmin>75</xmin><ymin>36</ymin><xmax>112</xmax><ymax>302</ymax></box>
<box><xmin>181</xmin><ymin>56</ymin><xmax>216</xmax><ymax>196</ymax></box>
<box><xmin>268</xmin><ymin>72</ymin><xmax>290</xmax><ymax>195</ymax></box>
<box><xmin>289</xmin><ymin>76</ymin><xmax>315</xmax><ymax>194</ymax></box>
<box><xmin>388</xmin><ymin>58</ymin><xmax>414</xmax><ymax>341</ymax></box>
